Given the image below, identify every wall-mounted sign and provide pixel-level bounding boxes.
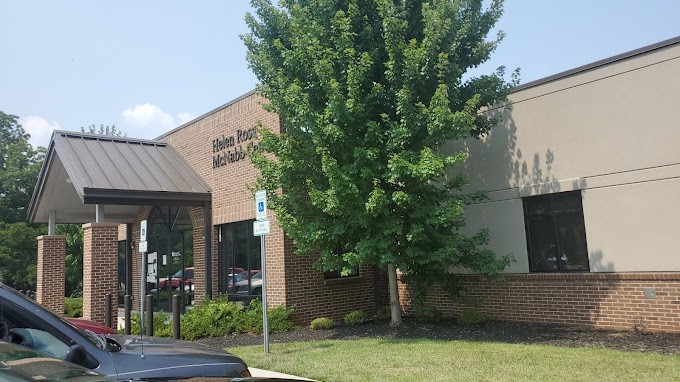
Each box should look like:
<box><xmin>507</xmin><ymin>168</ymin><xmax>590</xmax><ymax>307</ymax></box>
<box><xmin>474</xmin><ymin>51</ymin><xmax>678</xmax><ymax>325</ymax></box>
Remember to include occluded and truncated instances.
<box><xmin>212</xmin><ymin>128</ymin><xmax>260</xmax><ymax>168</ymax></box>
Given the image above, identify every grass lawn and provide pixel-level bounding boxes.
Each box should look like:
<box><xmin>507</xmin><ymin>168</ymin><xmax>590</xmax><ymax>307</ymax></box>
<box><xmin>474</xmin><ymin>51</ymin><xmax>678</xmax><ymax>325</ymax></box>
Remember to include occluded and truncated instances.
<box><xmin>230</xmin><ymin>338</ymin><xmax>680</xmax><ymax>382</ymax></box>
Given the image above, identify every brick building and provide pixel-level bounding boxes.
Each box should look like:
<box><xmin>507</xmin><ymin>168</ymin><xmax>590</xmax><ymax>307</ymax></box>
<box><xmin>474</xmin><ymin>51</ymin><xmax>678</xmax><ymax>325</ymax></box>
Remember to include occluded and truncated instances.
<box><xmin>28</xmin><ymin>36</ymin><xmax>680</xmax><ymax>332</ymax></box>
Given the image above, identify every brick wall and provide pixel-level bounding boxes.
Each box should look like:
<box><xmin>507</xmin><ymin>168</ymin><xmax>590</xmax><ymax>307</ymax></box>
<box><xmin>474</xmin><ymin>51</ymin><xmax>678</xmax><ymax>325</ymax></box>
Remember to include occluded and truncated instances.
<box><xmin>82</xmin><ymin>223</ymin><xmax>119</xmax><ymax>324</ymax></box>
<box><xmin>36</xmin><ymin>235</ymin><xmax>66</xmax><ymax>315</ymax></box>
<box><xmin>161</xmin><ymin>93</ymin><xmax>288</xmax><ymax>306</ymax></box>
<box><xmin>158</xmin><ymin>92</ymin><xmax>387</xmax><ymax>324</ymax></box>
<box><xmin>283</xmin><ymin>236</ymin><xmax>386</xmax><ymax>325</ymax></box>
<box><xmin>398</xmin><ymin>273</ymin><xmax>680</xmax><ymax>333</ymax></box>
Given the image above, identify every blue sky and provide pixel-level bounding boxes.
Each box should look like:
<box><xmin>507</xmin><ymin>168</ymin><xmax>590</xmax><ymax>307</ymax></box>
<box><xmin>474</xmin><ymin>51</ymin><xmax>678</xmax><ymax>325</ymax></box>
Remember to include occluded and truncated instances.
<box><xmin>1</xmin><ymin>0</ymin><xmax>679</xmax><ymax>149</ymax></box>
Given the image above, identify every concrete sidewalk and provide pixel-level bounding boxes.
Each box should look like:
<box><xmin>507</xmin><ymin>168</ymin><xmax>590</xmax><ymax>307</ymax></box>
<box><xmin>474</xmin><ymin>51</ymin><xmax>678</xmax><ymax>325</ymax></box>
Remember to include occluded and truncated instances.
<box><xmin>249</xmin><ymin>367</ymin><xmax>316</xmax><ymax>381</ymax></box>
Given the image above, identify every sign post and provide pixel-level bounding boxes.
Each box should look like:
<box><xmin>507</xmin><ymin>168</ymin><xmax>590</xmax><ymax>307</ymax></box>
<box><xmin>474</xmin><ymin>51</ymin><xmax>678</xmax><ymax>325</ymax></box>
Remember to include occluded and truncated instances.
<box><xmin>253</xmin><ymin>190</ymin><xmax>270</xmax><ymax>353</ymax></box>
<box><xmin>139</xmin><ymin>220</ymin><xmax>147</xmax><ymax>349</ymax></box>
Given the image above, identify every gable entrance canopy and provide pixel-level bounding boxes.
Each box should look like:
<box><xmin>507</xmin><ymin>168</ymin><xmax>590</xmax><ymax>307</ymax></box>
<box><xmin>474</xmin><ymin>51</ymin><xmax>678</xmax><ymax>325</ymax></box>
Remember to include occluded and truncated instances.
<box><xmin>28</xmin><ymin>131</ymin><xmax>212</xmax><ymax>225</ymax></box>
<box><xmin>27</xmin><ymin>130</ymin><xmax>215</xmax><ymax>312</ymax></box>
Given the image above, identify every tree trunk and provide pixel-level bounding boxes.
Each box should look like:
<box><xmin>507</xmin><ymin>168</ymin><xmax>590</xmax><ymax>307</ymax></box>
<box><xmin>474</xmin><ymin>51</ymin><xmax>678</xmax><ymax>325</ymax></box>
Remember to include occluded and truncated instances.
<box><xmin>387</xmin><ymin>263</ymin><xmax>402</xmax><ymax>326</ymax></box>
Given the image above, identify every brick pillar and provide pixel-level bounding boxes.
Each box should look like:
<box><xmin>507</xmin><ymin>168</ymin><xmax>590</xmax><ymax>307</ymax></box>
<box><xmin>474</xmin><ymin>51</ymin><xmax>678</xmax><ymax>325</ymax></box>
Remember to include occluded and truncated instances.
<box><xmin>83</xmin><ymin>223</ymin><xmax>119</xmax><ymax>324</ymax></box>
<box><xmin>36</xmin><ymin>235</ymin><xmax>66</xmax><ymax>315</ymax></box>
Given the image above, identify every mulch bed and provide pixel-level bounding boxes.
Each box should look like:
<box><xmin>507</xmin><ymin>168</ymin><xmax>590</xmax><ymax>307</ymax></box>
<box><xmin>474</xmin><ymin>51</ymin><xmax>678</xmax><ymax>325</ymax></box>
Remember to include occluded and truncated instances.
<box><xmin>197</xmin><ymin>319</ymin><xmax>680</xmax><ymax>355</ymax></box>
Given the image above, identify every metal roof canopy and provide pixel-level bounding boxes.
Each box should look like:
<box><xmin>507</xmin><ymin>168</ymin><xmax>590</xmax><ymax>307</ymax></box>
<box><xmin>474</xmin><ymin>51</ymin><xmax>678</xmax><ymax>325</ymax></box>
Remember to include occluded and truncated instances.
<box><xmin>28</xmin><ymin>131</ymin><xmax>212</xmax><ymax>224</ymax></box>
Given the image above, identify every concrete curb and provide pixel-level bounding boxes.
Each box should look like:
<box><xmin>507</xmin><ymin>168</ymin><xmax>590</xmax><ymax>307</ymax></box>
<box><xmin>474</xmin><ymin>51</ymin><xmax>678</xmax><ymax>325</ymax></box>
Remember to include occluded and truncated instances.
<box><xmin>249</xmin><ymin>367</ymin><xmax>317</xmax><ymax>381</ymax></box>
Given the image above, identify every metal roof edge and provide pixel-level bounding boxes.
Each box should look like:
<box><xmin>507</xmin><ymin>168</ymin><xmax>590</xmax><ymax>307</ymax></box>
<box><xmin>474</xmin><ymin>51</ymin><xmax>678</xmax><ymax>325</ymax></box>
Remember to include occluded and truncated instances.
<box><xmin>52</xmin><ymin>130</ymin><xmax>168</xmax><ymax>146</ymax></box>
<box><xmin>156</xmin><ymin>89</ymin><xmax>258</xmax><ymax>140</ymax></box>
<box><xmin>27</xmin><ymin>139</ymin><xmax>57</xmax><ymax>223</ymax></box>
<box><xmin>512</xmin><ymin>35</ymin><xmax>680</xmax><ymax>93</ymax></box>
<box><xmin>82</xmin><ymin>188</ymin><xmax>212</xmax><ymax>206</ymax></box>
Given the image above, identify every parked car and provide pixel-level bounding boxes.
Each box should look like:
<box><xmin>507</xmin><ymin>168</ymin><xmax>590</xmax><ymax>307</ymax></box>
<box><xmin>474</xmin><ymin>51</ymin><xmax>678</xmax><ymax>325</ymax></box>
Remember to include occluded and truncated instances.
<box><xmin>0</xmin><ymin>340</ymin><xmax>111</xmax><ymax>381</ymax></box>
<box><xmin>235</xmin><ymin>271</ymin><xmax>263</xmax><ymax>296</ymax></box>
<box><xmin>66</xmin><ymin>317</ymin><xmax>117</xmax><ymax>335</ymax></box>
<box><xmin>0</xmin><ymin>282</ymin><xmax>251</xmax><ymax>380</ymax></box>
<box><xmin>227</xmin><ymin>269</ymin><xmax>259</xmax><ymax>294</ymax></box>
<box><xmin>157</xmin><ymin>267</ymin><xmax>194</xmax><ymax>290</ymax></box>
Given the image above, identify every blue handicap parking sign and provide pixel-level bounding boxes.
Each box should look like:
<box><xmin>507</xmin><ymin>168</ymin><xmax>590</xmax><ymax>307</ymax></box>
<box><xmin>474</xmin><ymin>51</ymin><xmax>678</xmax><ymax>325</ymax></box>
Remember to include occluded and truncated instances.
<box><xmin>258</xmin><ymin>201</ymin><xmax>265</xmax><ymax>212</ymax></box>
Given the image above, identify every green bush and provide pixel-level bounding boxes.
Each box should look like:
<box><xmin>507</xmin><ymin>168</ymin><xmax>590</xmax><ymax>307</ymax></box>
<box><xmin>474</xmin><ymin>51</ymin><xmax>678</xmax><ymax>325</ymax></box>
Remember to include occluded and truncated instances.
<box><xmin>180</xmin><ymin>297</ymin><xmax>295</xmax><ymax>340</ymax></box>
<box><xmin>64</xmin><ymin>297</ymin><xmax>83</xmax><ymax>318</ymax></box>
<box><xmin>180</xmin><ymin>296</ymin><xmax>243</xmax><ymax>340</ymax></box>
<box><xmin>118</xmin><ymin>297</ymin><xmax>295</xmax><ymax>340</ymax></box>
<box><xmin>240</xmin><ymin>300</ymin><xmax>296</xmax><ymax>334</ymax></box>
<box><xmin>344</xmin><ymin>310</ymin><xmax>366</xmax><ymax>325</ymax></box>
<box><xmin>374</xmin><ymin>306</ymin><xmax>391</xmax><ymax>322</ymax></box>
<box><xmin>412</xmin><ymin>306</ymin><xmax>444</xmax><ymax>323</ymax></box>
<box><xmin>310</xmin><ymin>317</ymin><xmax>336</xmax><ymax>330</ymax></box>
<box><xmin>457</xmin><ymin>309</ymin><xmax>489</xmax><ymax>325</ymax></box>
<box><xmin>128</xmin><ymin>311</ymin><xmax>172</xmax><ymax>337</ymax></box>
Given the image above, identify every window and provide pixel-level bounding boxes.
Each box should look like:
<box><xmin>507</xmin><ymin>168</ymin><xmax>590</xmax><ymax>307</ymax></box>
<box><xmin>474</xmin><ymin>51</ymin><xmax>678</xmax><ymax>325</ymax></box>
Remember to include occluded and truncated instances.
<box><xmin>523</xmin><ymin>191</ymin><xmax>589</xmax><ymax>272</ymax></box>
<box><xmin>324</xmin><ymin>266</ymin><xmax>359</xmax><ymax>279</ymax></box>
<box><xmin>217</xmin><ymin>221</ymin><xmax>262</xmax><ymax>297</ymax></box>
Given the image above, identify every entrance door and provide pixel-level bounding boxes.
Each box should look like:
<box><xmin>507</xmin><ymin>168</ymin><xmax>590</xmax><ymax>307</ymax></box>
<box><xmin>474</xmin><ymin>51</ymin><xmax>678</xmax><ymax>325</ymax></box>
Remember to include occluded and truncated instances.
<box><xmin>147</xmin><ymin>206</ymin><xmax>194</xmax><ymax>311</ymax></box>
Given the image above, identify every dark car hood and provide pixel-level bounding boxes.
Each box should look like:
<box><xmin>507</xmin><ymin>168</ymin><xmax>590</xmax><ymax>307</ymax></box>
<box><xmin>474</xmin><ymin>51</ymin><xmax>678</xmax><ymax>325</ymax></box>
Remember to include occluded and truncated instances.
<box><xmin>106</xmin><ymin>334</ymin><xmax>248</xmax><ymax>379</ymax></box>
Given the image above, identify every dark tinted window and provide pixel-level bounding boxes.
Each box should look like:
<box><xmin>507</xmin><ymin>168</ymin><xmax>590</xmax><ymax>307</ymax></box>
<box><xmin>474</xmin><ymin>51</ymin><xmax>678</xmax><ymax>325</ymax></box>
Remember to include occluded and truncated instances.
<box><xmin>523</xmin><ymin>191</ymin><xmax>589</xmax><ymax>272</ymax></box>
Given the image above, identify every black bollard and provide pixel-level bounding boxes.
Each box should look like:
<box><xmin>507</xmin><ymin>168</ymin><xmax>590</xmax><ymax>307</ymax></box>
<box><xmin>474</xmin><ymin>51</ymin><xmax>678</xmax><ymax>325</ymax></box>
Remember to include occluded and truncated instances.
<box><xmin>172</xmin><ymin>295</ymin><xmax>180</xmax><ymax>339</ymax></box>
<box><xmin>124</xmin><ymin>295</ymin><xmax>131</xmax><ymax>335</ymax></box>
<box><xmin>145</xmin><ymin>294</ymin><xmax>153</xmax><ymax>336</ymax></box>
<box><xmin>105</xmin><ymin>293</ymin><xmax>112</xmax><ymax>329</ymax></box>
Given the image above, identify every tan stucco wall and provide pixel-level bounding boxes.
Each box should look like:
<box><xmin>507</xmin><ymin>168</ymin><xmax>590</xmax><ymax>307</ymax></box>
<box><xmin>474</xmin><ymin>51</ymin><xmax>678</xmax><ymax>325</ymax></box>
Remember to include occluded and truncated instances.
<box><xmin>460</xmin><ymin>42</ymin><xmax>680</xmax><ymax>273</ymax></box>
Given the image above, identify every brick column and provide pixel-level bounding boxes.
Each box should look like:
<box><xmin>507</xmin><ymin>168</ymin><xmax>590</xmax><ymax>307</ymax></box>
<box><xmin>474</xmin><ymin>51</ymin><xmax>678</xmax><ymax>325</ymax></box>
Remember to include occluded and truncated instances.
<box><xmin>82</xmin><ymin>223</ymin><xmax>119</xmax><ymax>324</ymax></box>
<box><xmin>36</xmin><ymin>235</ymin><xmax>66</xmax><ymax>315</ymax></box>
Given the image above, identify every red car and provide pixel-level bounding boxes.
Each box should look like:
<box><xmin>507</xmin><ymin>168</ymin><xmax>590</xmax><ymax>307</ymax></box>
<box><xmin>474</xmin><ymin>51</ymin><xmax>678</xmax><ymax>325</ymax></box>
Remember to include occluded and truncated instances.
<box><xmin>66</xmin><ymin>317</ymin><xmax>117</xmax><ymax>334</ymax></box>
<box><xmin>158</xmin><ymin>267</ymin><xmax>194</xmax><ymax>290</ymax></box>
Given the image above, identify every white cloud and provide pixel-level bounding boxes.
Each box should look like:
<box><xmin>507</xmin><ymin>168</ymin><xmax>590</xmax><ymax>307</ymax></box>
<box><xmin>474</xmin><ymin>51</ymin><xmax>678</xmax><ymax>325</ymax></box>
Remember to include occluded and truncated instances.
<box><xmin>121</xmin><ymin>103</ymin><xmax>194</xmax><ymax>140</ymax></box>
<box><xmin>20</xmin><ymin>116</ymin><xmax>61</xmax><ymax>149</ymax></box>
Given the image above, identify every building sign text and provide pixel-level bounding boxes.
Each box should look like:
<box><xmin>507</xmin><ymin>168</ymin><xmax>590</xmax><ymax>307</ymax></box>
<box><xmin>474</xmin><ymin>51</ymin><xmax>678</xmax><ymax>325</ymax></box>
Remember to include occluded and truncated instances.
<box><xmin>212</xmin><ymin>128</ymin><xmax>259</xmax><ymax>168</ymax></box>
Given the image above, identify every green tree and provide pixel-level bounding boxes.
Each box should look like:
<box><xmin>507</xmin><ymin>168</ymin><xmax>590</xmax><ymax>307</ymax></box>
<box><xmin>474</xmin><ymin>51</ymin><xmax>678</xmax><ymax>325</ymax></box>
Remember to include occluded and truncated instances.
<box><xmin>244</xmin><ymin>0</ymin><xmax>517</xmax><ymax>325</ymax></box>
<box><xmin>81</xmin><ymin>124</ymin><xmax>125</xmax><ymax>137</ymax></box>
<box><xmin>0</xmin><ymin>112</ymin><xmax>46</xmax><ymax>290</ymax></box>
<box><xmin>59</xmin><ymin>224</ymin><xmax>84</xmax><ymax>297</ymax></box>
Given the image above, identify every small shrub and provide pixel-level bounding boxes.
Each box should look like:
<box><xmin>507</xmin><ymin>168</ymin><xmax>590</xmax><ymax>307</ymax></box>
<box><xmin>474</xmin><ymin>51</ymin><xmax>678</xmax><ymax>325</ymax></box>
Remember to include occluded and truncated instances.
<box><xmin>129</xmin><ymin>311</ymin><xmax>172</xmax><ymax>337</ymax></box>
<box><xmin>267</xmin><ymin>304</ymin><xmax>296</xmax><ymax>333</ymax></box>
<box><xmin>412</xmin><ymin>307</ymin><xmax>443</xmax><ymax>323</ymax></box>
<box><xmin>457</xmin><ymin>309</ymin><xmax>489</xmax><ymax>326</ymax></box>
<box><xmin>64</xmin><ymin>297</ymin><xmax>83</xmax><ymax>318</ymax></box>
<box><xmin>633</xmin><ymin>315</ymin><xmax>649</xmax><ymax>335</ymax></box>
<box><xmin>374</xmin><ymin>306</ymin><xmax>391</xmax><ymax>322</ymax></box>
<box><xmin>344</xmin><ymin>310</ymin><xmax>366</xmax><ymax>325</ymax></box>
<box><xmin>310</xmin><ymin>317</ymin><xmax>335</xmax><ymax>330</ymax></box>
<box><xmin>181</xmin><ymin>296</ymin><xmax>242</xmax><ymax>340</ymax></box>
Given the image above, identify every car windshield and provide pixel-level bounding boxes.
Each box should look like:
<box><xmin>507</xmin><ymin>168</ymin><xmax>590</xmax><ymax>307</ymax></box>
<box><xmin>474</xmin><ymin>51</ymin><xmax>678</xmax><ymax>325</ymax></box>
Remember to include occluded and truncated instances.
<box><xmin>62</xmin><ymin>320</ymin><xmax>109</xmax><ymax>350</ymax></box>
<box><xmin>1</xmin><ymin>286</ymin><xmax>116</xmax><ymax>353</ymax></box>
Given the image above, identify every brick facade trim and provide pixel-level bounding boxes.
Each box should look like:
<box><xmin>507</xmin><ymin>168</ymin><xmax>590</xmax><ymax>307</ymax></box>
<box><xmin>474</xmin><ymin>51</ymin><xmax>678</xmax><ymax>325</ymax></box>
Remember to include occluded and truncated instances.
<box><xmin>398</xmin><ymin>272</ymin><xmax>680</xmax><ymax>333</ymax></box>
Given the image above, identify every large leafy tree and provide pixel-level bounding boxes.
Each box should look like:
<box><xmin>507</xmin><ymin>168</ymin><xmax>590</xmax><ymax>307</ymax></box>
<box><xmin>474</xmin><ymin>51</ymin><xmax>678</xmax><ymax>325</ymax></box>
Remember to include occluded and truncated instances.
<box><xmin>0</xmin><ymin>112</ymin><xmax>46</xmax><ymax>290</ymax></box>
<box><xmin>244</xmin><ymin>0</ymin><xmax>516</xmax><ymax>325</ymax></box>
